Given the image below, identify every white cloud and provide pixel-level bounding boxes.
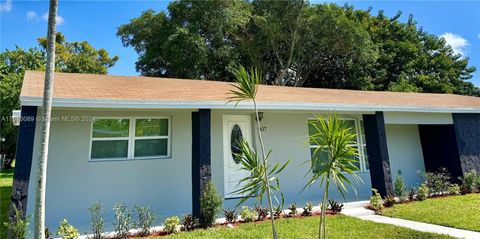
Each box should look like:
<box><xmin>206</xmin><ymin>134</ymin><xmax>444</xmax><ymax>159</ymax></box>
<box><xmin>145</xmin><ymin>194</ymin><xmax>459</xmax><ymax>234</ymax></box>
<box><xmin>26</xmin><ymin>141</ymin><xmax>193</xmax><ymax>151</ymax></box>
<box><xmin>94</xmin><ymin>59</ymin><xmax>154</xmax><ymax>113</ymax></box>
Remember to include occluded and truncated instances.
<box><xmin>26</xmin><ymin>11</ymin><xmax>39</xmax><ymax>21</ymax></box>
<box><xmin>41</xmin><ymin>12</ymin><xmax>65</xmax><ymax>25</ymax></box>
<box><xmin>0</xmin><ymin>0</ymin><xmax>12</xmax><ymax>12</ymax></box>
<box><xmin>440</xmin><ymin>32</ymin><xmax>469</xmax><ymax>56</ymax></box>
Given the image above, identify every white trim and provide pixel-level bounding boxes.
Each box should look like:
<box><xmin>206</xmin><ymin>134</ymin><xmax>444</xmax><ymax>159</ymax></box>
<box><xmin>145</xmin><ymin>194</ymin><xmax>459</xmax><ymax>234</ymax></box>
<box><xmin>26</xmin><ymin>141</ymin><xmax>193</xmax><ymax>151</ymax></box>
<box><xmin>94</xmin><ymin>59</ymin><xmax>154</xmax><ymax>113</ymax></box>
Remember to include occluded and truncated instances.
<box><xmin>88</xmin><ymin>116</ymin><xmax>171</xmax><ymax>161</ymax></box>
<box><xmin>20</xmin><ymin>96</ymin><xmax>480</xmax><ymax>113</ymax></box>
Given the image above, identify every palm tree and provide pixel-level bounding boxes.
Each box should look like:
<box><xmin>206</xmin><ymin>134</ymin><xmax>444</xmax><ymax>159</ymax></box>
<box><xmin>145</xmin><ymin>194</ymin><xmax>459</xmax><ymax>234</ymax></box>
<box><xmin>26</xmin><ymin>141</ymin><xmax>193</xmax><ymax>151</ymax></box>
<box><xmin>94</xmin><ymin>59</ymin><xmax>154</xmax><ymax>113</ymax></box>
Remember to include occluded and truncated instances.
<box><xmin>229</xmin><ymin>66</ymin><xmax>289</xmax><ymax>239</ymax></box>
<box><xmin>34</xmin><ymin>0</ymin><xmax>58</xmax><ymax>238</ymax></box>
<box><xmin>304</xmin><ymin>113</ymin><xmax>362</xmax><ymax>239</ymax></box>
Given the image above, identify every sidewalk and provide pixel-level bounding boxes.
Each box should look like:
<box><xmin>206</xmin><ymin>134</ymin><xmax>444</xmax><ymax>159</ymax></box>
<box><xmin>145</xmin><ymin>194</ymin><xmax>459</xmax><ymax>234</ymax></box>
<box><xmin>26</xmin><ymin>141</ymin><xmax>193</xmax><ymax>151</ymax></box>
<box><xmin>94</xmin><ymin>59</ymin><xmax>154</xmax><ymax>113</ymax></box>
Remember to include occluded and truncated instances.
<box><xmin>342</xmin><ymin>203</ymin><xmax>480</xmax><ymax>239</ymax></box>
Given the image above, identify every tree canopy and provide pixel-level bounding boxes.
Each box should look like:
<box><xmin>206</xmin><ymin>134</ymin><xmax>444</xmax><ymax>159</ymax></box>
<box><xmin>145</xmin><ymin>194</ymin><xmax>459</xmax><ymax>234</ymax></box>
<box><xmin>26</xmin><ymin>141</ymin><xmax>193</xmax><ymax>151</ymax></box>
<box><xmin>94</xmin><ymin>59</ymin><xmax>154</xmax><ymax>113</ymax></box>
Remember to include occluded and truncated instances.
<box><xmin>0</xmin><ymin>32</ymin><xmax>118</xmax><ymax>161</ymax></box>
<box><xmin>117</xmin><ymin>0</ymin><xmax>478</xmax><ymax>95</ymax></box>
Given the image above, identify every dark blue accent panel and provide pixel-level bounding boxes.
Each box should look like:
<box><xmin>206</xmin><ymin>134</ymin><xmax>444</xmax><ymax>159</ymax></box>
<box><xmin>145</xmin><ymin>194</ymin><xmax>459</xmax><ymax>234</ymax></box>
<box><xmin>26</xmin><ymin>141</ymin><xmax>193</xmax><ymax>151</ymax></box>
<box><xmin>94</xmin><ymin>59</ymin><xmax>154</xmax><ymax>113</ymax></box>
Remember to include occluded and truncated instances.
<box><xmin>362</xmin><ymin>112</ymin><xmax>393</xmax><ymax>197</ymax></box>
<box><xmin>453</xmin><ymin>113</ymin><xmax>480</xmax><ymax>174</ymax></box>
<box><xmin>418</xmin><ymin>124</ymin><xmax>463</xmax><ymax>181</ymax></box>
<box><xmin>192</xmin><ymin>109</ymin><xmax>211</xmax><ymax>218</ymax></box>
<box><xmin>11</xmin><ymin>106</ymin><xmax>37</xmax><ymax>217</ymax></box>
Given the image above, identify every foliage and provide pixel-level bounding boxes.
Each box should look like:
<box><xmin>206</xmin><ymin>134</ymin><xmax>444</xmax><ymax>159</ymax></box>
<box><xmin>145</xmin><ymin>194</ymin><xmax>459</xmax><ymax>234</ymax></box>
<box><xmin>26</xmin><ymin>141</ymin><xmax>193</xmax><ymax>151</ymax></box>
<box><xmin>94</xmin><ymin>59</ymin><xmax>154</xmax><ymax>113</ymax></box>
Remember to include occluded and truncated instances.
<box><xmin>57</xmin><ymin>219</ymin><xmax>79</xmax><ymax>239</ymax></box>
<box><xmin>133</xmin><ymin>205</ymin><xmax>156</xmax><ymax>237</ymax></box>
<box><xmin>199</xmin><ymin>180</ymin><xmax>222</xmax><ymax>228</ymax></box>
<box><xmin>328</xmin><ymin>200</ymin><xmax>344</xmax><ymax>214</ymax></box>
<box><xmin>3</xmin><ymin>205</ymin><xmax>31</xmax><ymax>239</ymax></box>
<box><xmin>383</xmin><ymin>194</ymin><xmax>396</xmax><ymax>208</ymax></box>
<box><xmin>273</xmin><ymin>205</ymin><xmax>283</xmax><ymax>219</ymax></box>
<box><xmin>45</xmin><ymin>227</ymin><xmax>51</xmax><ymax>239</ymax></box>
<box><xmin>223</xmin><ymin>209</ymin><xmax>238</xmax><ymax>224</ymax></box>
<box><xmin>181</xmin><ymin>214</ymin><xmax>198</xmax><ymax>232</ymax></box>
<box><xmin>305</xmin><ymin>113</ymin><xmax>362</xmax><ymax>239</ymax></box>
<box><xmin>164</xmin><ymin>216</ymin><xmax>180</xmax><ymax>234</ymax></box>
<box><xmin>113</xmin><ymin>203</ymin><xmax>131</xmax><ymax>239</ymax></box>
<box><xmin>302</xmin><ymin>202</ymin><xmax>314</xmax><ymax>216</ymax></box>
<box><xmin>240</xmin><ymin>206</ymin><xmax>257</xmax><ymax>223</ymax></box>
<box><xmin>394</xmin><ymin>170</ymin><xmax>407</xmax><ymax>198</ymax></box>
<box><xmin>88</xmin><ymin>201</ymin><xmax>105</xmax><ymax>239</ymax></box>
<box><xmin>421</xmin><ymin>168</ymin><xmax>451</xmax><ymax>194</ymax></box>
<box><xmin>0</xmin><ymin>168</ymin><xmax>14</xmax><ymax>239</ymax></box>
<box><xmin>417</xmin><ymin>184</ymin><xmax>429</xmax><ymax>201</ymax></box>
<box><xmin>255</xmin><ymin>206</ymin><xmax>269</xmax><ymax>221</ymax></box>
<box><xmin>370</xmin><ymin>189</ymin><xmax>384</xmax><ymax>213</ymax></box>
<box><xmin>287</xmin><ymin>203</ymin><xmax>298</xmax><ymax>216</ymax></box>
<box><xmin>460</xmin><ymin>170</ymin><xmax>478</xmax><ymax>193</ymax></box>
<box><xmin>447</xmin><ymin>184</ymin><xmax>461</xmax><ymax>196</ymax></box>
<box><xmin>408</xmin><ymin>188</ymin><xmax>416</xmax><ymax>201</ymax></box>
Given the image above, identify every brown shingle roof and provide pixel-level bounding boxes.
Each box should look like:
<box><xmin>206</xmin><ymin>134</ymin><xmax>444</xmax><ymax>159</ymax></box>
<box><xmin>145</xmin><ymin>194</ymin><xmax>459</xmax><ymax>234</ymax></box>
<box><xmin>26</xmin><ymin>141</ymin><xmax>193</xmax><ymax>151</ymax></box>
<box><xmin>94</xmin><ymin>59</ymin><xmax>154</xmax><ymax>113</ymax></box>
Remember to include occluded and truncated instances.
<box><xmin>20</xmin><ymin>71</ymin><xmax>480</xmax><ymax>112</ymax></box>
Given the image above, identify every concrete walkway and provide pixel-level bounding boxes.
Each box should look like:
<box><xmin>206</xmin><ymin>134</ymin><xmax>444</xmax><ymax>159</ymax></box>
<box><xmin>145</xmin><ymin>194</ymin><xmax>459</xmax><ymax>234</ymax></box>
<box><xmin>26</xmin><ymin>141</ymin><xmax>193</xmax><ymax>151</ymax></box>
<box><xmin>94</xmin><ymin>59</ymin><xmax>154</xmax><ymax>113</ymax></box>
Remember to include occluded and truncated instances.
<box><xmin>342</xmin><ymin>202</ymin><xmax>480</xmax><ymax>239</ymax></box>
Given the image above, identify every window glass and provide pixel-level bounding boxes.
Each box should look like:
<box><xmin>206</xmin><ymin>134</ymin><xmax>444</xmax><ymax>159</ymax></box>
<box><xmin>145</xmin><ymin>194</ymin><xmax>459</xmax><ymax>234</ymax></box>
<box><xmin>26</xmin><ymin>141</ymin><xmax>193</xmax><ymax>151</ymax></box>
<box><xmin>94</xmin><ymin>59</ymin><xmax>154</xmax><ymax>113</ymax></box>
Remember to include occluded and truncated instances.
<box><xmin>92</xmin><ymin>119</ymin><xmax>130</xmax><ymax>138</ymax></box>
<box><xmin>230</xmin><ymin>124</ymin><xmax>243</xmax><ymax>164</ymax></box>
<box><xmin>91</xmin><ymin>140</ymin><xmax>128</xmax><ymax>159</ymax></box>
<box><xmin>363</xmin><ymin>146</ymin><xmax>369</xmax><ymax>170</ymax></box>
<box><xmin>134</xmin><ymin>138</ymin><xmax>168</xmax><ymax>157</ymax></box>
<box><xmin>135</xmin><ymin>119</ymin><xmax>168</xmax><ymax>137</ymax></box>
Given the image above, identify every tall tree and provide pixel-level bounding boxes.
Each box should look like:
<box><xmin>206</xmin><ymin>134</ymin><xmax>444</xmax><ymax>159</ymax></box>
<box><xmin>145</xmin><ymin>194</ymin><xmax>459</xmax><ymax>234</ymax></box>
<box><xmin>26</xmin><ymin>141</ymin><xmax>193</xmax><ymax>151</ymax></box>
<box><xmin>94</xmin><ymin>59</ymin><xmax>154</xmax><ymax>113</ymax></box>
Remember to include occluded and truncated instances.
<box><xmin>34</xmin><ymin>0</ymin><xmax>58</xmax><ymax>237</ymax></box>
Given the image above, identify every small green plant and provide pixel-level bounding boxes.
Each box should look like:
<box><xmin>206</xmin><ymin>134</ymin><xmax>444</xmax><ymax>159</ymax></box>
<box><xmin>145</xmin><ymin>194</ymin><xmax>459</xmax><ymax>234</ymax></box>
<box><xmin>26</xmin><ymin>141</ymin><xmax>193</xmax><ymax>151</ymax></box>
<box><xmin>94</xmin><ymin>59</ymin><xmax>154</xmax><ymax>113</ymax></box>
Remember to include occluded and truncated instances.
<box><xmin>417</xmin><ymin>184</ymin><xmax>429</xmax><ymax>201</ymax></box>
<box><xmin>3</xmin><ymin>205</ymin><xmax>31</xmax><ymax>239</ymax></box>
<box><xmin>302</xmin><ymin>201</ymin><xmax>314</xmax><ymax>216</ymax></box>
<box><xmin>460</xmin><ymin>170</ymin><xmax>478</xmax><ymax>193</ymax></box>
<box><xmin>181</xmin><ymin>214</ymin><xmax>198</xmax><ymax>231</ymax></box>
<box><xmin>223</xmin><ymin>208</ymin><xmax>238</xmax><ymax>223</ymax></box>
<box><xmin>447</xmin><ymin>184</ymin><xmax>461</xmax><ymax>195</ymax></box>
<box><xmin>288</xmin><ymin>203</ymin><xmax>298</xmax><ymax>216</ymax></box>
<box><xmin>240</xmin><ymin>206</ymin><xmax>257</xmax><ymax>222</ymax></box>
<box><xmin>163</xmin><ymin>216</ymin><xmax>180</xmax><ymax>234</ymax></box>
<box><xmin>383</xmin><ymin>194</ymin><xmax>396</xmax><ymax>207</ymax></box>
<box><xmin>133</xmin><ymin>205</ymin><xmax>156</xmax><ymax>237</ymax></box>
<box><xmin>394</xmin><ymin>170</ymin><xmax>407</xmax><ymax>199</ymax></box>
<box><xmin>370</xmin><ymin>189</ymin><xmax>383</xmax><ymax>214</ymax></box>
<box><xmin>328</xmin><ymin>200</ymin><xmax>344</xmax><ymax>214</ymax></box>
<box><xmin>88</xmin><ymin>201</ymin><xmax>104</xmax><ymax>239</ymax></box>
<box><xmin>273</xmin><ymin>205</ymin><xmax>283</xmax><ymax>219</ymax></box>
<box><xmin>113</xmin><ymin>203</ymin><xmax>131</xmax><ymax>239</ymax></box>
<box><xmin>57</xmin><ymin>219</ymin><xmax>79</xmax><ymax>239</ymax></box>
<box><xmin>421</xmin><ymin>168</ymin><xmax>451</xmax><ymax>194</ymax></box>
<box><xmin>199</xmin><ymin>181</ymin><xmax>223</xmax><ymax>228</ymax></box>
<box><xmin>255</xmin><ymin>206</ymin><xmax>269</xmax><ymax>221</ymax></box>
<box><xmin>408</xmin><ymin>188</ymin><xmax>416</xmax><ymax>201</ymax></box>
<box><xmin>45</xmin><ymin>227</ymin><xmax>51</xmax><ymax>239</ymax></box>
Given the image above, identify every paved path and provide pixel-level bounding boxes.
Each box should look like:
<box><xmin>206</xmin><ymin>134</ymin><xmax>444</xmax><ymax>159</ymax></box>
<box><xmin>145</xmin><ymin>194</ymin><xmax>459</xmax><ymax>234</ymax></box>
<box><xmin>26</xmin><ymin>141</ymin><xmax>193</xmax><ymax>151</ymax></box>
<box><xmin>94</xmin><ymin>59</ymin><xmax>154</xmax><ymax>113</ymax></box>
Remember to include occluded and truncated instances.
<box><xmin>342</xmin><ymin>203</ymin><xmax>480</xmax><ymax>239</ymax></box>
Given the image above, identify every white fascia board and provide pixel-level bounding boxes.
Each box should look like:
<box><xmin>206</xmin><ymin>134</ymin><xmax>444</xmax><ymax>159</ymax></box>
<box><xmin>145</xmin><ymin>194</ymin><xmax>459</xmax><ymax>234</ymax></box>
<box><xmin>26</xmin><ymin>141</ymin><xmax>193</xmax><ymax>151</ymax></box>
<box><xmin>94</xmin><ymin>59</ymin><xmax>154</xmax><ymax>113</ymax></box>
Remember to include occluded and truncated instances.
<box><xmin>20</xmin><ymin>96</ymin><xmax>480</xmax><ymax>113</ymax></box>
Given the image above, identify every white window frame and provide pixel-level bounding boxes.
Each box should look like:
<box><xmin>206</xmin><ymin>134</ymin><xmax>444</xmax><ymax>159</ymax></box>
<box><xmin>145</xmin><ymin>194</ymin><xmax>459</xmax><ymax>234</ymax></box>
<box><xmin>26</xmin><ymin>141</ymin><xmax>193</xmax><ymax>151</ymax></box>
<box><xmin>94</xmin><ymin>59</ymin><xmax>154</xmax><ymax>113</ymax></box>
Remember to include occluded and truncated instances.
<box><xmin>307</xmin><ymin>117</ymin><xmax>369</xmax><ymax>172</ymax></box>
<box><xmin>89</xmin><ymin>116</ymin><xmax>171</xmax><ymax>161</ymax></box>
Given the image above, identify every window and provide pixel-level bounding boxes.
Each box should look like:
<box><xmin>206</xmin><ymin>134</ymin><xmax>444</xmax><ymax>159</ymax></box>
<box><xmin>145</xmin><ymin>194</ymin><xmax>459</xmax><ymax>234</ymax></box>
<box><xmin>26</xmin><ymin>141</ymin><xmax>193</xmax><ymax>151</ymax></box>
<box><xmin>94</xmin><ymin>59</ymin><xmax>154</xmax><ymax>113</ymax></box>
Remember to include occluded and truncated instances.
<box><xmin>90</xmin><ymin>117</ymin><xmax>170</xmax><ymax>160</ymax></box>
<box><xmin>307</xmin><ymin>118</ymin><xmax>368</xmax><ymax>172</ymax></box>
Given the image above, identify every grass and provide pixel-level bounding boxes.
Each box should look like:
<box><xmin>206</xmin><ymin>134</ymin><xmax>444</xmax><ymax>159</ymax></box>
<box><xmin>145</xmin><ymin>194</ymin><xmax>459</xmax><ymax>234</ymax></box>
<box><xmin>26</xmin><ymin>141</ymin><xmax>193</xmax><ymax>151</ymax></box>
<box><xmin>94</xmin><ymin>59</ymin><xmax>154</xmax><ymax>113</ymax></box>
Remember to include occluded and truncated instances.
<box><xmin>0</xmin><ymin>168</ymin><xmax>14</xmax><ymax>238</ymax></box>
<box><xmin>383</xmin><ymin>193</ymin><xmax>480</xmax><ymax>232</ymax></box>
<box><xmin>158</xmin><ymin>215</ymin><xmax>453</xmax><ymax>239</ymax></box>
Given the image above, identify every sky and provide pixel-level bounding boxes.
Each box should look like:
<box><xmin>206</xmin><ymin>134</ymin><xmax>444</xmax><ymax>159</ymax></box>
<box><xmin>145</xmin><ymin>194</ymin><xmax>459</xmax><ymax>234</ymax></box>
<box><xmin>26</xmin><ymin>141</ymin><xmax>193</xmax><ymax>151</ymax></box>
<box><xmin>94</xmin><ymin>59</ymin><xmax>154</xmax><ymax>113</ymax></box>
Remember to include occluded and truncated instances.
<box><xmin>1</xmin><ymin>0</ymin><xmax>479</xmax><ymax>86</ymax></box>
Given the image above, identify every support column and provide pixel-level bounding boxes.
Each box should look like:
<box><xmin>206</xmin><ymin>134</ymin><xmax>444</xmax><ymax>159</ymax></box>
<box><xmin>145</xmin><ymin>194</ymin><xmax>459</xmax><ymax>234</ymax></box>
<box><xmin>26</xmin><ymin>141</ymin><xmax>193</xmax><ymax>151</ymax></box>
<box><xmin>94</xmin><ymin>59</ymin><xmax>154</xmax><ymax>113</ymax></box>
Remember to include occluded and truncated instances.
<box><xmin>191</xmin><ymin>109</ymin><xmax>211</xmax><ymax>218</ymax></box>
<box><xmin>453</xmin><ymin>113</ymin><xmax>480</xmax><ymax>174</ymax></box>
<box><xmin>10</xmin><ymin>106</ymin><xmax>37</xmax><ymax>218</ymax></box>
<box><xmin>363</xmin><ymin>112</ymin><xmax>393</xmax><ymax>197</ymax></box>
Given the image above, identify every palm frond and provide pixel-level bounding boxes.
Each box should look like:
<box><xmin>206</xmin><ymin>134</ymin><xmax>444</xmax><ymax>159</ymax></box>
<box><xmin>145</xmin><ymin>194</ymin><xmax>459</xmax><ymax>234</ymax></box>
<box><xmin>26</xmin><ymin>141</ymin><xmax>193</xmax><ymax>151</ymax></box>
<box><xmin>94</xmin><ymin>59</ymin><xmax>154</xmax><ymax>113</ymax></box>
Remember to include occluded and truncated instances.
<box><xmin>228</xmin><ymin>66</ymin><xmax>261</xmax><ymax>106</ymax></box>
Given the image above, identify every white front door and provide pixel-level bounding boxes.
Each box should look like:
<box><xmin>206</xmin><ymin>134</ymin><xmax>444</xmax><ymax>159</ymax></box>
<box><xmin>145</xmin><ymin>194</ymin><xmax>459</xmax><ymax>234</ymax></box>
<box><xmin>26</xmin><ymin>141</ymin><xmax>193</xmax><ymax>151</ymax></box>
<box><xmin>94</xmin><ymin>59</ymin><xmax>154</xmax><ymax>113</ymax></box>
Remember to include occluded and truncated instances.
<box><xmin>223</xmin><ymin>115</ymin><xmax>253</xmax><ymax>198</ymax></box>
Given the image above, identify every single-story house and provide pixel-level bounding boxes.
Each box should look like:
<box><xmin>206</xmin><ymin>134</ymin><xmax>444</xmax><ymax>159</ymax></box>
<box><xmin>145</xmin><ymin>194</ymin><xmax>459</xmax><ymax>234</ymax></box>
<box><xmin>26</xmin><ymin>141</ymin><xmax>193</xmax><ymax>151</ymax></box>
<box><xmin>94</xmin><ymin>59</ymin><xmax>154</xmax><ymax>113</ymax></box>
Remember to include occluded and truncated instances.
<box><xmin>11</xmin><ymin>71</ymin><xmax>480</xmax><ymax>232</ymax></box>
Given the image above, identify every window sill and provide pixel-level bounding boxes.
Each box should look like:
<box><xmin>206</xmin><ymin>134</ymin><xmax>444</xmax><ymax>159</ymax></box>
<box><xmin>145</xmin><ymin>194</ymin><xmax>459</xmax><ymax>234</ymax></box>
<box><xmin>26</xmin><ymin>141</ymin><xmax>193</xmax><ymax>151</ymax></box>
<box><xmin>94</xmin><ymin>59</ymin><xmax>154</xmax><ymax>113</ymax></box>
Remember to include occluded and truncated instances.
<box><xmin>88</xmin><ymin>156</ymin><xmax>171</xmax><ymax>162</ymax></box>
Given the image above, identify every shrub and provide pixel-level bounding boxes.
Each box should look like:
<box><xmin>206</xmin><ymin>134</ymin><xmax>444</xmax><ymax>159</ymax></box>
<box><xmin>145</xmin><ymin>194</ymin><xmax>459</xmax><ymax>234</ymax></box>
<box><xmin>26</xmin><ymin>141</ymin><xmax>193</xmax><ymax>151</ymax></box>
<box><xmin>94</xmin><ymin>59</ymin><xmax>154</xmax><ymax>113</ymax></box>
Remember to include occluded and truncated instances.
<box><xmin>133</xmin><ymin>205</ymin><xmax>156</xmax><ymax>237</ymax></box>
<box><xmin>383</xmin><ymin>194</ymin><xmax>396</xmax><ymax>207</ymax></box>
<box><xmin>447</xmin><ymin>184</ymin><xmax>461</xmax><ymax>195</ymax></box>
<box><xmin>460</xmin><ymin>170</ymin><xmax>478</xmax><ymax>193</ymax></box>
<box><xmin>408</xmin><ymin>188</ymin><xmax>416</xmax><ymax>201</ymax></box>
<box><xmin>394</xmin><ymin>170</ymin><xmax>407</xmax><ymax>198</ymax></box>
<box><xmin>199</xmin><ymin>181</ymin><xmax>222</xmax><ymax>228</ymax></box>
<box><xmin>57</xmin><ymin>219</ymin><xmax>79</xmax><ymax>239</ymax></box>
<box><xmin>163</xmin><ymin>216</ymin><xmax>180</xmax><ymax>234</ymax></box>
<box><xmin>302</xmin><ymin>201</ymin><xmax>314</xmax><ymax>216</ymax></box>
<box><xmin>288</xmin><ymin>203</ymin><xmax>298</xmax><ymax>216</ymax></box>
<box><xmin>240</xmin><ymin>206</ymin><xmax>257</xmax><ymax>222</ymax></box>
<box><xmin>45</xmin><ymin>227</ymin><xmax>51</xmax><ymax>239</ymax></box>
<box><xmin>421</xmin><ymin>168</ymin><xmax>451</xmax><ymax>194</ymax></box>
<box><xmin>88</xmin><ymin>201</ymin><xmax>104</xmax><ymax>239</ymax></box>
<box><xmin>113</xmin><ymin>203</ymin><xmax>131</xmax><ymax>239</ymax></box>
<box><xmin>370</xmin><ymin>189</ymin><xmax>383</xmax><ymax>214</ymax></box>
<box><xmin>328</xmin><ymin>200</ymin><xmax>344</xmax><ymax>214</ymax></box>
<box><xmin>273</xmin><ymin>205</ymin><xmax>283</xmax><ymax>219</ymax></box>
<box><xmin>3</xmin><ymin>205</ymin><xmax>31</xmax><ymax>239</ymax></box>
<box><xmin>223</xmin><ymin>208</ymin><xmax>238</xmax><ymax>223</ymax></box>
<box><xmin>417</xmin><ymin>184</ymin><xmax>429</xmax><ymax>201</ymax></box>
<box><xmin>181</xmin><ymin>214</ymin><xmax>198</xmax><ymax>231</ymax></box>
<box><xmin>255</xmin><ymin>206</ymin><xmax>269</xmax><ymax>221</ymax></box>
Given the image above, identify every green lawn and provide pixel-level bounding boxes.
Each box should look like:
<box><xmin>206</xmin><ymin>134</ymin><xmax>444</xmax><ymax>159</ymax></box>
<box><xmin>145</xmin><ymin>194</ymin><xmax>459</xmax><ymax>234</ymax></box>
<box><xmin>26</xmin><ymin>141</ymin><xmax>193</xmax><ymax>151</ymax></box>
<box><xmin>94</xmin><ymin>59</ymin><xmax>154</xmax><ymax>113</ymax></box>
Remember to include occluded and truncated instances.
<box><xmin>160</xmin><ymin>215</ymin><xmax>453</xmax><ymax>239</ymax></box>
<box><xmin>383</xmin><ymin>193</ymin><xmax>480</xmax><ymax>232</ymax></box>
<box><xmin>0</xmin><ymin>168</ymin><xmax>14</xmax><ymax>238</ymax></box>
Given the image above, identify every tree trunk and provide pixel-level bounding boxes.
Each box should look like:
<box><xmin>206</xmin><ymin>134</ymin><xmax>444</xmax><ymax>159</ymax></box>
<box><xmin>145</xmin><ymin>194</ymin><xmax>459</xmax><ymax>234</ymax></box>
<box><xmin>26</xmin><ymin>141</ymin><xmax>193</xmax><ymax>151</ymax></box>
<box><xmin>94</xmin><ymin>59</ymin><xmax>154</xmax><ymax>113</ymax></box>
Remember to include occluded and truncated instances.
<box><xmin>34</xmin><ymin>0</ymin><xmax>58</xmax><ymax>238</ymax></box>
